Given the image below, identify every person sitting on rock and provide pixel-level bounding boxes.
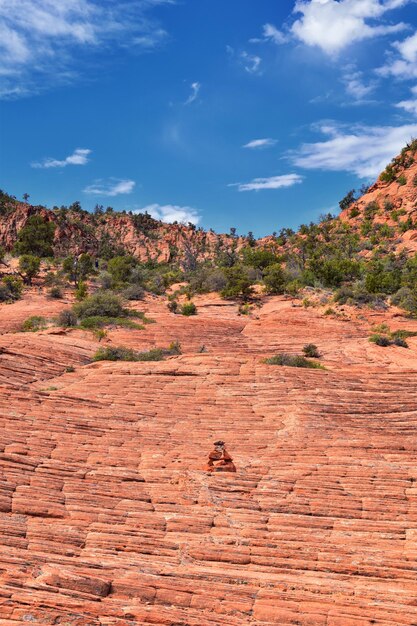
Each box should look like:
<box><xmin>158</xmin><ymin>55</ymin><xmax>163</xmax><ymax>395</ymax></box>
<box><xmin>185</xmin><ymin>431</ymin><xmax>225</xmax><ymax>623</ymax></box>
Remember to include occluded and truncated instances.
<box><xmin>206</xmin><ymin>440</ymin><xmax>236</xmax><ymax>472</ymax></box>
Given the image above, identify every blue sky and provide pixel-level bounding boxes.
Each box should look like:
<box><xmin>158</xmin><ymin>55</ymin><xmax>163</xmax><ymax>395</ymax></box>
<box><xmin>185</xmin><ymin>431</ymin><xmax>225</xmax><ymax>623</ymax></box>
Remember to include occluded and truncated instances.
<box><xmin>1</xmin><ymin>0</ymin><xmax>417</xmax><ymax>236</ymax></box>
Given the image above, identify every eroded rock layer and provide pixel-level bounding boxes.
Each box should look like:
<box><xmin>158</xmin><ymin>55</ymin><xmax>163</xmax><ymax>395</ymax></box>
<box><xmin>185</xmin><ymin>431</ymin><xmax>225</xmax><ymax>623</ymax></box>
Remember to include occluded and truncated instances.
<box><xmin>0</xmin><ymin>293</ymin><xmax>416</xmax><ymax>625</ymax></box>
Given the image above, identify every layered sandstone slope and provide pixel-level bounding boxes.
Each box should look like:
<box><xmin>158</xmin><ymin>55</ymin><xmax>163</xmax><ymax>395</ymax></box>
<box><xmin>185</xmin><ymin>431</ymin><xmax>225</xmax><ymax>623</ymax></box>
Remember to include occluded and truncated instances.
<box><xmin>0</xmin><ymin>291</ymin><xmax>416</xmax><ymax>625</ymax></box>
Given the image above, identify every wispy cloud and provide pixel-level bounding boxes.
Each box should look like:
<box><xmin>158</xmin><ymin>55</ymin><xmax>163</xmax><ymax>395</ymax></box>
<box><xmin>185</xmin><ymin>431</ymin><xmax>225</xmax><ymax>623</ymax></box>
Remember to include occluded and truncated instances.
<box><xmin>229</xmin><ymin>174</ymin><xmax>303</xmax><ymax>192</ymax></box>
<box><xmin>292</xmin><ymin>122</ymin><xmax>417</xmax><ymax>178</ymax></box>
<box><xmin>0</xmin><ymin>0</ymin><xmax>175</xmax><ymax>99</ymax></box>
<box><xmin>241</xmin><ymin>51</ymin><xmax>262</xmax><ymax>74</ymax></box>
<box><xmin>31</xmin><ymin>148</ymin><xmax>91</xmax><ymax>169</ymax></box>
<box><xmin>379</xmin><ymin>30</ymin><xmax>417</xmax><ymax>78</ymax></box>
<box><xmin>342</xmin><ymin>68</ymin><xmax>377</xmax><ymax>101</ymax></box>
<box><xmin>291</xmin><ymin>0</ymin><xmax>410</xmax><ymax>55</ymax></box>
<box><xmin>84</xmin><ymin>178</ymin><xmax>136</xmax><ymax>196</ymax></box>
<box><xmin>250</xmin><ymin>23</ymin><xmax>288</xmax><ymax>45</ymax></box>
<box><xmin>227</xmin><ymin>46</ymin><xmax>262</xmax><ymax>75</ymax></box>
<box><xmin>135</xmin><ymin>203</ymin><xmax>200</xmax><ymax>224</ymax></box>
<box><xmin>396</xmin><ymin>85</ymin><xmax>417</xmax><ymax>115</ymax></box>
<box><xmin>185</xmin><ymin>81</ymin><xmax>201</xmax><ymax>105</ymax></box>
<box><xmin>243</xmin><ymin>138</ymin><xmax>278</xmax><ymax>149</ymax></box>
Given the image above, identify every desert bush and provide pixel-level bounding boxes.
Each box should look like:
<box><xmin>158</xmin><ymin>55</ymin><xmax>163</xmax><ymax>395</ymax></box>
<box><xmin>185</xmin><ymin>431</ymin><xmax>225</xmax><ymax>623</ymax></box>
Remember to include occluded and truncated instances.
<box><xmin>93</xmin><ymin>346</ymin><xmax>164</xmax><ymax>362</ymax></box>
<box><xmin>73</xmin><ymin>291</ymin><xmax>124</xmax><ymax>319</ymax></box>
<box><xmin>221</xmin><ymin>266</ymin><xmax>253</xmax><ymax>300</ymax></box>
<box><xmin>79</xmin><ymin>316</ymin><xmax>143</xmax><ymax>330</ymax></box>
<box><xmin>108</xmin><ymin>256</ymin><xmax>137</xmax><ymax>283</ymax></box>
<box><xmin>75</xmin><ymin>281</ymin><xmax>88</xmax><ymax>301</ymax></box>
<box><xmin>263</xmin><ymin>263</ymin><xmax>286</xmax><ymax>294</ymax></box>
<box><xmin>391</xmin><ymin>287</ymin><xmax>417</xmax><ymax>312</ymax></box>
<box><xmin>0</xmin><ymin>276</ymin><xmax>23</xmax><ymax>302</ymax></box>
<box><xmin>302</xmin><ymin>344</ymin><xmax>320</xmax><ymax>358</ymax></box>
<box><xmin>57</xmin><ymin>309</ymin><xmax>78</xmax><ymax>327</ymax></box>
<box><xmin>22</xmin><ymin>315</ymin><xmax>47</xmax><ymax>332</ymax></box>
<box><xmin>397</xmin><ymin>175</ymin><xmax>407</xmax><ymax>186</ymax></box>
<box><xmin>122</xmin><ymin>284</ymin><xmax>145</xmax><ymax>300</ymax></box>
<box><xmin>98</xmin><ymin>271</ymin><xmax>113</xmax><ymax>290</ymax></box>
<box><xmin>49</xmin><ymin>286</ymin><xmax>63</xmax><ymax>299</ymax></box>
<box><xmin>369</xmin><ymin>334</ymin><xmax>391</xmax><ymax>347</ymax></box>
<box><xmin>393</xmin><ymin>336</ymin><xmax>408</xmax><ymax>348</ymax></box>
<box><xmin>265</xmin><ymin>353</ymin><xmax>325</xmax><ymax>369</ymax></box>
<box><xmin>167</xmin><ymin>300</ymin><xmax>178</xmax><ymax>313</ymax></box>
<box><xmin>18</xmin><ymin>255</ymin><xmax>41</xmax><ymax>285</ymax></box>
<box><xmin>181</xmin><ymin>301</ymin><xmax>197</xmax><ymax>316</ymax></box>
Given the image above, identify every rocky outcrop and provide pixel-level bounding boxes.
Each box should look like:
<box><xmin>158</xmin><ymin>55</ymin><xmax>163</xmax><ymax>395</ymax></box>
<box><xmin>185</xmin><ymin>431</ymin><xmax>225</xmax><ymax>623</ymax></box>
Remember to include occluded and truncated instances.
<box><xmin>0</xmin><ymin>201</ymin><xmax>245</xmax><ymax>264</ymax></box>
<box><xmin>0</xmin><ymin>290</ymin><xmax>416</xmax><ymax>624</ymax></box>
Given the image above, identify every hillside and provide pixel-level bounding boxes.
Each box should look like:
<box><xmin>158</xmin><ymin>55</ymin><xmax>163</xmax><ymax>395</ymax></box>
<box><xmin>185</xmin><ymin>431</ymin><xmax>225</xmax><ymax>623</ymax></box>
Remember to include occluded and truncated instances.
<box><xmin>1</xmin><ymin>146</ymin><xmax>417</xmax><ymax>625</ymax></box>
<box><xmin>0</xmin><ymin>196</ymin><xmax>246</xmax><ymax>266</ymax></box>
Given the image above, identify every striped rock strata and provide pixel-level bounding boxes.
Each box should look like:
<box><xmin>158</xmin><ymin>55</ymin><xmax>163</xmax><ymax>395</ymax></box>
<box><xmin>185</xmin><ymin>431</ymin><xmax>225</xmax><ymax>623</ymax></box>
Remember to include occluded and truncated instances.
<box><xmin>0</xmin><ymin>291</ymin><xmax>416</xmax><ymax>625</ymax></box>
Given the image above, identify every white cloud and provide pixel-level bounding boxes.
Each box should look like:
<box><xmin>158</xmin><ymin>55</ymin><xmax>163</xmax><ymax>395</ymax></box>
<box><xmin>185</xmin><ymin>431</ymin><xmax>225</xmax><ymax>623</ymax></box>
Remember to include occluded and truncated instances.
<box><xmin>396</xmin><ymin>85</ymin><xmax>417</xmax><ymax>115</ymax></box>
<box><xmin>229</xmin><ymin>174</ymin><xmax>303</xmax><ymax>192</ymax></box>
<box><xmin>343</xmin><ymin>68</ymin><xmax>377</xmax><ymax>100</ymax></box>
<box><xmin>84</xmin><ymin>178</ymin><xmax>136</xmax><ymax>196</ymax></box>
<box><xmin>135</xmin><ymin>204</ymin><xmax>201</xmax><ymax>224</ymax></box>
<box><xmin>243</xmin><ymin>138</ymin><xmax>278</xmax><ymax>149</ymax></box>
<box><xmin>379</xmin><ymin>31</ymin><xmax>417</xmax><ymax>78</ymax></box>
<box><xmin>0</xmin><ymin>0</ymin><xmax>174</xmax><ymax>98</ymax></box>
<box><xmin>251</xmin><ymin>23</ymin><xmax>288</xmax><ymax>45</ymax></box>
<box><xmin>241</xmin><ymin>51</ymin><xmax>262</xmax><ymax>74</ymax></box>
<box><xmin>292</xmin><ymin>122</ymin><xmax>417</xmax><ymax>178</ymax></box>
<box><xmin>31</xmin><ymin>148</ymin><xmax>91</xmax><ymax>169</ymax></box>
<box><xmin>226</xmin><ymin>46</ymin><xmax>262</xmax><ymax>74</ymax></box>
<box><xmin>291</xmin><ymin>0</ymin><xmax>409</xmax><ymax>55</ymax></box>
<box><xmin>185</xmin><ymin>81</ymin><xmax>201</xmax><ymax>105</ymax></box>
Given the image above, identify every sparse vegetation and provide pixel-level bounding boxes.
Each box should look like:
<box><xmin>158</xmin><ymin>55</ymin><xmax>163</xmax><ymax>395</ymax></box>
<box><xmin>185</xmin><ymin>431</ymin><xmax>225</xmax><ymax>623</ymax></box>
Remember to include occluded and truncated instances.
<box><xmin>264</xmin><ymin>353</ymin><xmax>325</xmax><ymax>369</ymax></box>
<box><xmin>22</xmin><ymin>315</ymin><xmax>47</xmax><ymax>332</ymax></box>
<box><xmin>302</xmin><ymin>344</ymin><xmax>320</xmax><ymax>358</ymax></box>
<box><xmin>93</xmin><ymin>342</ymin><xmax>182</xmax><ymax>362</ymax></box>
<box><xmin>181</xmin><ymin>301</ymin><xmax>197</xmax><ymax>316</ymax></box>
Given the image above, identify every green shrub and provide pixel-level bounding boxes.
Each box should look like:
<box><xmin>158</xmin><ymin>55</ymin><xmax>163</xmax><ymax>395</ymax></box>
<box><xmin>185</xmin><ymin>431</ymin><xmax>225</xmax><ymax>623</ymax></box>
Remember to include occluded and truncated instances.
<box><xmin>221</xmin><ymin>266</ymin><xmax>253</xmax><ymax>300</ymax></box>
<box><xmin>167</xmin><ymin>300</ymin><xmax>178</xmax><ymax>313</ymax></box>
<box><xmin>108</xmin><ymin>256</ymin><xmax>137</xmax><ymax>283</ymax></box>
<box><xmin>73</xmin><ymin>291</ymin><xmax>124</xmax><ymax>319</ymax></box>
<box><xmin>369</xmin><ymin>333</ymin><xmax>408</xmax><ymax>348</ymax></box>
<box><xmin>264</xmin><ymin>353</ymin><xmax>325</xmax><ymax>369</ymax></box>
<box><xmin>0</xmin><ymin>276</ymin><xmax>23</xmax><ymax>302</ymax></box>
<box><xmin>93</xmin><ymin>341</ymin><xmax>182</xmax><ymax>362</ymax></box>
<box><xmin>57</xmin><ymin>309</ymin><xmax>78</xmax><ymax>327</ymax></box>
<box><xmin>349</xmin><ymin>207</ymin><xmax>360</xmax><ymax>218</ymax></box>
<box><xmin>14</xmin><ymin>215</ymin><xmax>55</xmax><ymax>257</ymax></box>
<box><xmin>369</xmin><ymin>334</ymin><xmax>391</xmax><ymax>347</ymax></box>
<box><xmin>18</xmin><ymin>255</ymin><xmax>41</xmax><ymax>285</ymax></box>
<box><xmin>397</xmin><ymin>175</ymin><xmax>407</xmax><ymax>186</ymax></box>
<box><xmin>49</xmin><ymin>286</ymin><xmax>63</xmax><ymax>299</ymax></box>
<box><xmin>22</xmin><ymin>315</ymin><xmax>47</xmax><ymax>332</ymax></box>
<box><xmin>393</xmin><ymin>336</ymin><xmax>408</xmax><ymax>348</ymax></box>
<box><xmin>380</xmin><ymin>164</ymin><xmax>396</xmax><ymax>183</ymax></box>
<box><xmin>181</xmin><ymin>301</ymin><xmax>197</xmax><ymax>316</ymax></box>
<box><xmin>391</xmin><ymin>287</ymin><xmax>417</xmax><ymax>312</ymax></box>
<box><xmin>302</xmin><ymin>344</ymin><xmax>320</xmax><ymax>358</ymax></box>
<box><xmin>263</xmin><ymin>263</ymin><xmax>286</xmax><ymax>294</ymax></box>
<box><xmin>122</xmin><ymin>284</ymin><xmax>144</xmax><ymax>301</ymax></box>
<box><xmin>79</xmin><ymin>316</ymin><xmax>144</xmax><ymax>330</ymax></box>
<box><xmin>75</xmin><ymin>281</ymin><xmax>88</xmax><ymax>301</ymax></box>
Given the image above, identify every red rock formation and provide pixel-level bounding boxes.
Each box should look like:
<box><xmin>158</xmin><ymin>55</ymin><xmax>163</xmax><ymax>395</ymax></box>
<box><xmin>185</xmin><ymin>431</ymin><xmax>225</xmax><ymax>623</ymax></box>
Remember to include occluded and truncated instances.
<box><xmin>0</xmin><ymin>291</ymin><xmax>417</xmax><ymax>624</ymax></box>
<box><xmin>0</xmin><ymin>200</ymin><xmax>246</xmax><ymax>264</ymax></box>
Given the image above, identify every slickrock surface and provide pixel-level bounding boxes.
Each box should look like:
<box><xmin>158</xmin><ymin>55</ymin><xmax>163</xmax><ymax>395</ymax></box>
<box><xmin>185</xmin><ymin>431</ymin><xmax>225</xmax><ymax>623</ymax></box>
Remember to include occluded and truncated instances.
<box><xmin>1</xmin><ymin>293</ymin><xmax>417</xmax><ymax>625</ymax></box>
